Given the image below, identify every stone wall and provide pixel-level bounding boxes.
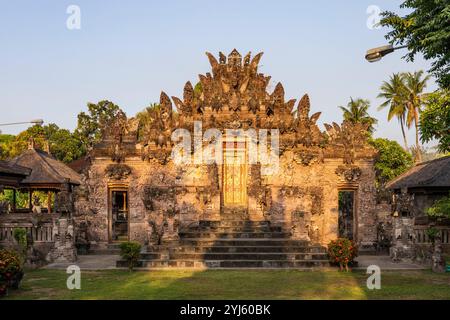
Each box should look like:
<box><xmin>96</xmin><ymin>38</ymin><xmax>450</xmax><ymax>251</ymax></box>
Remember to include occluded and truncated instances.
<box><xmin>76</xmin><ymin>151</ymin><xmax>379</xmax><ymax>249</ymax></box>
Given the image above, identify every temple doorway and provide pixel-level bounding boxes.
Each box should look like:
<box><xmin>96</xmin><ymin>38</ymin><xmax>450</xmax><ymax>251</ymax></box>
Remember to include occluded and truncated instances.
<box><xmin>222</xmin><ymin>141</ymin><xmax>247</xmax><ymax>207</ymax></box>
<box><xmin>109</xmin><ymin>189</ymin><xmax>129</xmax><ymax>242</ymax></box>
<box><xmin>338</xmin><ymin>190</ymin><xmax>355</xmax><ymax>240</ymax></box>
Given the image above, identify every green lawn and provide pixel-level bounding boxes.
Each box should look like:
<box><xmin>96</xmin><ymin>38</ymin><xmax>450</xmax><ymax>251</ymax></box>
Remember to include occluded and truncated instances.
<box><xmin>2</xmin><ymin>268</ymin><xmax>450</xmax><ymax>300</ymax></box>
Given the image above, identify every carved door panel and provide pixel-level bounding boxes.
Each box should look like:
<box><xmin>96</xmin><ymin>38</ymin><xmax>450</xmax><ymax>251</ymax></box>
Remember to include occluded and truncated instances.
<box><xmin>223</xmin><ymin>148</ymin><xmax>247</xmax><ymax>206</ymax></box>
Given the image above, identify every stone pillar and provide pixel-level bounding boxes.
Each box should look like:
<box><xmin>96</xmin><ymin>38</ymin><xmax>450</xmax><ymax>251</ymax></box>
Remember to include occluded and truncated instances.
<box><xmin>432</xmin><ymin>236</ymin><xmax>446</xmax><ymax>273</ymax></box>
<box><xmin>47</xmin><ymin>217</ymin><xmax>77</xmax><ymax>263</ymax></box>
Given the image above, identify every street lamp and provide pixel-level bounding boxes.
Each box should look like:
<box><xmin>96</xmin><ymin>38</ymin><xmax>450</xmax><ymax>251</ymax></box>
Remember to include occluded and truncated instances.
<box><xmin>0</xmin><ymin>119</ymin><xmax>44</xmax><ymax>134</ymax></box>
<box><xmin>0</xmin><ymin>119</ymin><xmax>44</xmax><ymax>127</ymax></box>
<box><xmin>365</xmin><ymin>44</ymin><xmax>408</xmax><ymax>62</ymax></box>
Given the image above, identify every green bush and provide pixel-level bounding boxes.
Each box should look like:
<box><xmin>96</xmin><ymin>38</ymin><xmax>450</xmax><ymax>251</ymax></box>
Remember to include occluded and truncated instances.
<box><xmin>427</xmin><ymin>193</ymin><xmax>450</xmax><ymax>219</ymax></box>
<box><xmin>13</xmin><ymin>228</ymin><xmax>27</xmax><ymax>252</ymax></box>
<box><xmin>119</xmin><ymin>242</ymin><xmax>142</xmax><ymax>271</ymax></box>
<box><xmin>327</xmin><ymin>238</ymin><xmax>358</xmax><ymax>272</ymax></box>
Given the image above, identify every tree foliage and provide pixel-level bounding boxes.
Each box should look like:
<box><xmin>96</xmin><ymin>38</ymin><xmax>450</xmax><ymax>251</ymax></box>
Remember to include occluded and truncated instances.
<box><xmin>378</xmin><ymin>73</ymin><xmax>410</xmax><ymax>149</ymax></box>
<box><xmin>380</xmin><ymin>0</ymin><xmax>450</xmax><ymax>88</ymax></box>
<box><xmin>377</xmin><ymin>71</ymin><xmax>430</xmax><ymax>161</ymax></box>
<box><xmin>339</xmin><ymin>98</ymin><xmax>378</xmax><ymax>133</ymax></box>
<box><xmin>369</xmin><ymin>138</ymin><xmax>414</xmax><ymax>186</ymax></box>
<box><xmin>135</xmin><ymin>103</ymin><xmax>160</xmax><ymax>141</ymax></box>
<box><xmin>427</xmin><ymin>192</ymin><xmax>450</xmax><ymax>219</ymax></box>
<box><xmin>0</xmin><ymin>124</ymin><xmax>85</xmax><ymax>163</ymax></box>
<box><xmin>75</xmin><ymin>100</ymin><xmax>122</xmax><ymax>150</ymax></box>
<box><xmin>420</xmin><ymin>90</ymin><xmax>450</xmax><ymax>153</ymax></box>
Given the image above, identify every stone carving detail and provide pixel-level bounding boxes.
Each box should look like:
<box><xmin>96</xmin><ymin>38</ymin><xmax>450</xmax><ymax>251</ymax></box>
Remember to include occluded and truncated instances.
<box><xmin>293</xmin><ymin>149</ymin><xmax>323</xmax><ymax>166</ymax></box>
<box><xmin>393</xmin><ymin>188</ymin><xmax>415</xmax><ymax>216</ymax></box>
<box><xmin>291</xmin><ymin>208</ymin><xmax>311</xmax><ymax>241</ymax></box>
<box><xmin>325</xmin><ymin>121</ymin><xmax>372</xmax><ymax>164</ymax></box>
<box><xmin>335</xmin><ymin>165</ymin><xmax>362</xmax><ymax>182</ymax></box>
<box><xmin>105</xmin><ymin>164</ymin><xmax>132</xmax><ymax>180</ymax></box>
<box><xmin>54</xmin><ymin>188</ymin><xmax>74</xmax><ymax>215</ymax></box>
<box><xmin>103</xmin><ymin>110</ymin><xmax>129</xmax><ymax>162</ymax></box>
<box><xmin>278</xmin><ymin>186</ymin><xmax>324</xmax><ymax>215</ymax></box>
<box><xmin>295</xmin><ymin>94</ymin><xmax>325</xmax><ymax>147</ymax></box>
<box><xmin>142</xmin><ymin>186</ymin><xmax>176</xmax><ymax>212</ymax></box>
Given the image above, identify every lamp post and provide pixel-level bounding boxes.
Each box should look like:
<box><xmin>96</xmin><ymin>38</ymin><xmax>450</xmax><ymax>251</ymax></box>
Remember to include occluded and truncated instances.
<box><xmin>0</xmin><ymin>119</ymin><xmax>44</xmax><ymax>134</ymax></box>
<box><xmin>365</xmin><ymin>44</ymin><xmax>408</xmax><ymax>63</ymax></box>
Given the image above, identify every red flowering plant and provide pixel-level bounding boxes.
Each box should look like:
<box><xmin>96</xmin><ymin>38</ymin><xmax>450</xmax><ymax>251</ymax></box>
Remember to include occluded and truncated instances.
<box><xmin>0</xmin><ymin>249</ymin><xmax>23</xmax><ymax>296</ymax></box>
<box><xmin>327</xmin><ymin>238</ymin><xmax>358</xmax><ymax>271</ymax></box>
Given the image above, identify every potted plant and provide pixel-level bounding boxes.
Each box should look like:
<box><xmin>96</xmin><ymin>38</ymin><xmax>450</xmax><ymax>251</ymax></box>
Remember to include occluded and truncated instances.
<box><xmin>119</xmin><ymin>242</ymin><xmax>142</xmax><ymax>271</ymax></box>
<box><xmin>0</xmin><ymin>249</ymin><xmax>24</xmax><ymax>296</ymax></box>
<box><xmin>327</xmin><ymin>238</ymin><xmax>358</xmax><ymax>271</ymax></box>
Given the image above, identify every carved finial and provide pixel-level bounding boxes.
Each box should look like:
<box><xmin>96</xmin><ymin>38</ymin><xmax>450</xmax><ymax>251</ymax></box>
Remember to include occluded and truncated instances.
<box><xmin>205</xmin><ymin>52</ymin><xmax>218</xmax><ymax>69</ymax></box>
<box><xmin>183</xmin><ymin>81</ymin><xmax>194</xmax><ymax>104</ymax></box>
<box><xmin>160</xmin><ymin>92</ymin><xmax>172</xmax><ymax>112</ymax></box>
<box><xmin>28</xmin><ymin>137</ymin><xmax>35</xmax><ymax>150</ymax></box>
<box><xmin>298</xmin><ymin>94</ymin><xmax>310</xmax><ymax>120</ymax></box>
<box><xmin>243</xmin><ymin>52</ymin><xmax>251</xmax><ymax>66</ymax></box>
<box><xmin>272</xmin><ymin>83</ymin><xmax>285</xmax><ymax>100</ymax></box>
<box><xmin>228</xmin><ymin>49</ymin><xmax>242</xmax><ymax>67</ymax></box>
<box><xmin>219</xmin><ymin>52</ymin><xmax>226</xmax><ymax>64</ymax></box>
<box><xmin>250</xmin><ymin>52</ymin><xmax>263</xmax><ymax>72</ymax></box>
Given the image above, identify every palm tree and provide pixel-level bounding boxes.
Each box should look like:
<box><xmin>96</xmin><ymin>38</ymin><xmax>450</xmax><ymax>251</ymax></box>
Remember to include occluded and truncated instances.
<box><xmin>339</xmin><ymin>98</ymin><xmax>378</xmax><ymax>133</ymax></box>
<box><xmin>403</xmin><ymin>71</ymin><xmax>430</xmax><ymax>162</ymax></box>
<box><xmin>378</xmin><ymin>73</ymin><xmax>409</xmax><ymax>150</ymax></box>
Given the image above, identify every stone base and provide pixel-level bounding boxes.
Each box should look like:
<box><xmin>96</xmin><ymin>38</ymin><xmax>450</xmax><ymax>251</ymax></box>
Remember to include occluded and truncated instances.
<box><xmin>390</xmin><ymin>243</ymin><xmax>415</xmax><ymax>262</ymax></box>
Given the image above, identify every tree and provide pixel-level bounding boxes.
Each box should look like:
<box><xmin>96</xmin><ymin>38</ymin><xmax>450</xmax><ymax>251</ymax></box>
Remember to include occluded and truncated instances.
<box><xmin>135</xmin><ymin>103</ymin><xmax>160</xmax><ymax>141</ymax></box>
<box><xmin>369</xmin><ymin>138</ymin><xmax>414</xmax><ymax>187</ymax></box>
<box><xmin>380</xmin><ymin>0</ymin><xmax>450</xmax><ymax>88</ymax></box>
<box><xmin>0</xmin><ymin>134</ymin><xmax>15</xmax><ymax>160</ymax></box>
<box><xmin>75</xmin><ymin>100</ymin><xmax>122</xmax><ymax>150</ymax></box>
<box><xmin>420</xmin><ymin>90</ymin><xmax>450</xmax><ymax>153</ymax></box>
<box><xmin>339</xmin><ymin>98</ymin><xmax>378</xmax><ymax>133</ymax></box>
<box><xmin>0</xmin><ymin>124</ymin><xmax>84</xmax><ymax>163</ymax></box>
<box><xmin>403</xmin><ymin>71</ymin><xmax>430</xmax><ymax>161</ymax></box>
<box><xmin>378</xmin><ymin>73</ymin><xmax>410</xmax><ymax>150</ymax></box>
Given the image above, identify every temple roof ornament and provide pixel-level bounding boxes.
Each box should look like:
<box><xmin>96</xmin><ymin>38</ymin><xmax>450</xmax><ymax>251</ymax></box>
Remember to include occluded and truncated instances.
<box><xmin>94</xmin><ymin>50</ymin><xmax>375</xmax><ymax>164</ymax></box>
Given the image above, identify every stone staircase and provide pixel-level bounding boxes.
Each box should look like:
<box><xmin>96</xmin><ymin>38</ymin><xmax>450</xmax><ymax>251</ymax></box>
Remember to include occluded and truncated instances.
<box><xmin>116</xmin><ymin>214</ymin><xmax>330</xmax><ymax>269</ymax></box>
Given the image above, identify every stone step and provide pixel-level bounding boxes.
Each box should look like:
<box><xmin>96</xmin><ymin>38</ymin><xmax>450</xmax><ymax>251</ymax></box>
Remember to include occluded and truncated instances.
<box><xmin>179</xmin><ymin>232</ymin><xmax>290</xmax><ymax>239</ymax></box>
<box><xmin>87</xmin><ymin>249</ymin><xmax>121</xmax><ymax>255</ymax></box>
<box><xmin>193</xmin><ymin>226</ymin><xmax>282</xmax><ymax>233</ymax></box>
<box><xmin>164</xmin><ymin>245</ymin><xmax>327</xmax><ymax>254</ymax></box>
<box><xmin>178</xmin><ymin>238</ymin><xmax>313</xmax><ymax>247</ymax></box>
<box><xmin>117</xmin><ymin>259</ymin><xmax>330</xmax><ymax>269</ymax></box>
<box><xmin>200</xmin><ymin>221</ymin><xmax>270</xmax><ymax>228</ymax></box>
<box><xmin>163</xmin><ymin>252</ymin><xmax>328</xmax><ymax>260</ymax></box>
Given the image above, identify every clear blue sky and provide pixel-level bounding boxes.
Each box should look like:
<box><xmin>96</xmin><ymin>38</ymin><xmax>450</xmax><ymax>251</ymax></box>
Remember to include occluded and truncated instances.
<box><xmin>0</xmin><ymin>0</ymin><xmax>437</xmax><ymax>147</ymax></box>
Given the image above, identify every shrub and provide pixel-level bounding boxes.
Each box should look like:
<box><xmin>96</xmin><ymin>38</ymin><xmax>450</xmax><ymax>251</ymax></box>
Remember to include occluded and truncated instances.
<box><xmin>119</xmin><ymin>242</ymin><xmax>142</xmax><ymax>271</ymax></box>
<box><xmin>427</xmin><ymin>193</ymin><xmax>450</xmax><ymax>220</ymax></box>
<box><xmin>13</xmin><ymin>228</ymin><xmax>28</xmax><ymax>257</ymax></box>
<box><xmin>0</xmin><ymin>249</ymin><xmax>24</xmax><ymax>296</ymax></box>
<box><xmin>327</xmin><ymin>238</ymin><xmax>358</xmax><ymax>271</ymax></box>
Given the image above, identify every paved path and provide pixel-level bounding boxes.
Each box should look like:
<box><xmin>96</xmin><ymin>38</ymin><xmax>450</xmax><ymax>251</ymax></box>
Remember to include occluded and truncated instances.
<box><xmin>44</xmin><ymin>254</ymin><xmax>427</xmax><ymax>271</ymax></box>
<box><xmin>45</xmin><ymin>255</ymin><xmax>120</xmax><ymax>270</ymax></box>
<box><xmin>355</xmin><ymin>255</ymin><xmax>426</xmax><ymax>270</ymax></box>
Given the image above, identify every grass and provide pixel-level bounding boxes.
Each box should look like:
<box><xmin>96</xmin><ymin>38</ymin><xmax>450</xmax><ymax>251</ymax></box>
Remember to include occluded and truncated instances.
<box><xmin>2</xmin><ymin>269</ymin><xmax>450</xmax><ymax>300</ymax></box>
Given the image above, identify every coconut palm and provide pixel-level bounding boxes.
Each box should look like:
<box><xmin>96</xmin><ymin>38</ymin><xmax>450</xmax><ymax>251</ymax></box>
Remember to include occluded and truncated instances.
<box><xmin>378</xmin><ymin>73</ymin><xmax>409</xmax><ymax>150</ymax></box>
<box><xmin>403</xmin><ymin>71</ymin><xmax>430</xmax><ymax>162</ymax></box>
<box><xmin>339</xmin><ymin>98</ymin><xmax>378</xmax><ymax>133</ymax></box>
